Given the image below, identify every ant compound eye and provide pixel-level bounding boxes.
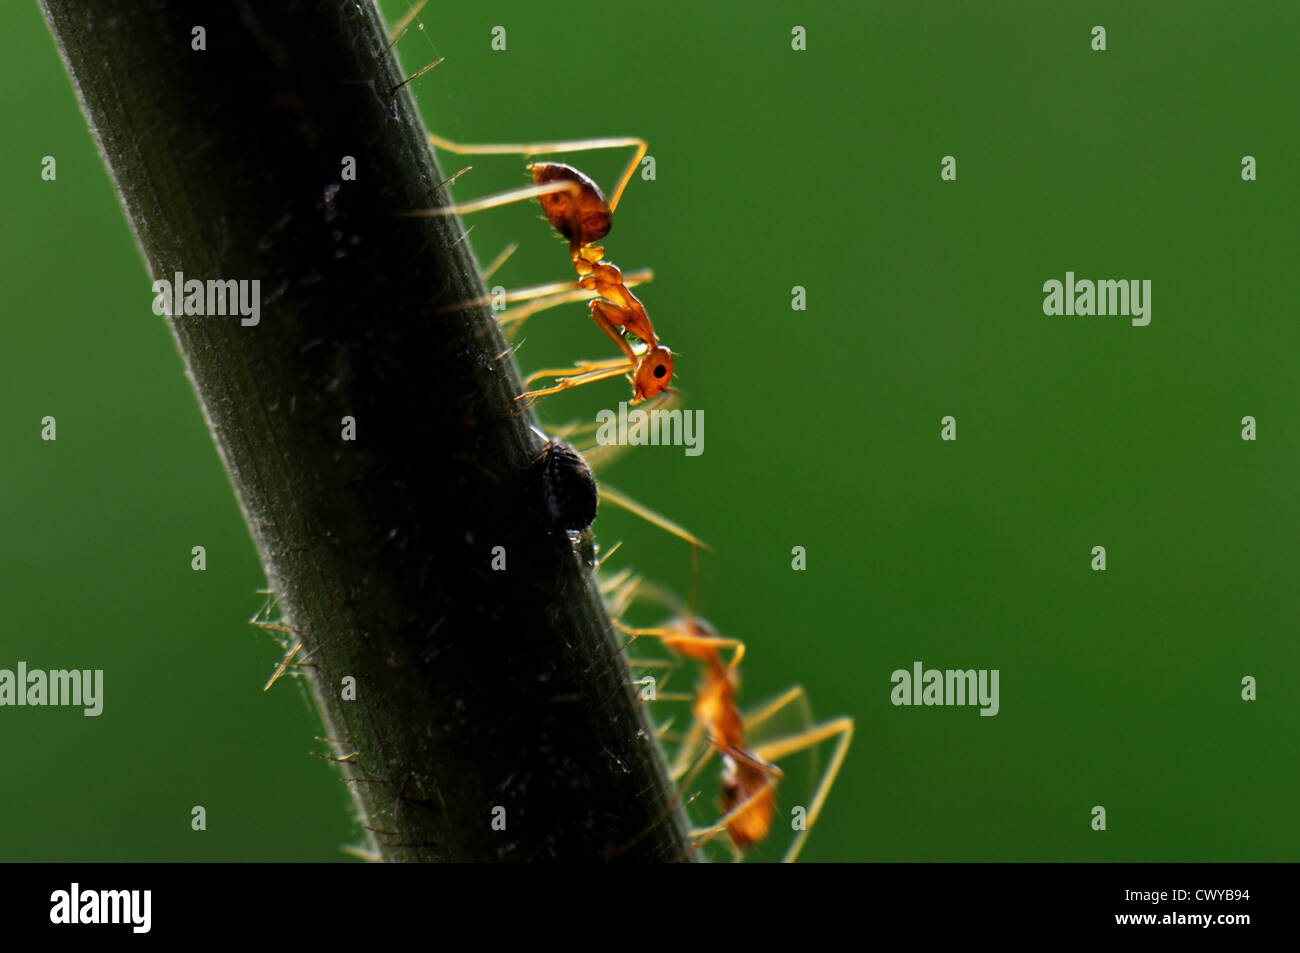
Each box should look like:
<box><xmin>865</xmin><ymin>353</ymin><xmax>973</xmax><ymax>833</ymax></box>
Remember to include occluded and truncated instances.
<box><xmin>653</xmin><ymin>364</ymin><xmax>667</xmax><ymax>378</ymax></box>
<box><xmin>533</xmin><ymin>439</ymin><xmax>597</xmax><ymax>533</ymax></box>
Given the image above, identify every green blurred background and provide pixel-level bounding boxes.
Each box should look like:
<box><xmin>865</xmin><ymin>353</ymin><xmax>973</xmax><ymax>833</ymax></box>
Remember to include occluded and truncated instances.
<box><xmin>2</xmin><ymin>0</ymin><xmax>1296</xmax><ymax>861</ymax></box>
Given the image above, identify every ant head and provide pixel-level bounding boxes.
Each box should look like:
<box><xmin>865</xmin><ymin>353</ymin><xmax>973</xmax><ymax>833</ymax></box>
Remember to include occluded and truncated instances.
<box><xmin>632</xmin><ymin>346</ymin><xmax>674</xmax><ymax>402</ymax></box>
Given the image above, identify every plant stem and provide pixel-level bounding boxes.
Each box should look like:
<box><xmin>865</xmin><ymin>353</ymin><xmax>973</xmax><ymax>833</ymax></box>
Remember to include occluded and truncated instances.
<box><xmin>41</xmin><ymin>0</ymin><xmax>692</xmax><ymax>862</ymax></box>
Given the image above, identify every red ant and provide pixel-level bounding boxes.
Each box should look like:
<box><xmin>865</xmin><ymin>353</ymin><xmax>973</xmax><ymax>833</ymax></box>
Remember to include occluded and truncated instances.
<box><xmin>408</xmin><ymin>133</ymin><xmax>674</xmax><ymax>404</ymax></box>
<box><xmin>606</xmin><ymin>572</ymin><xmax>854</xmax><ymax>862</ymax></box>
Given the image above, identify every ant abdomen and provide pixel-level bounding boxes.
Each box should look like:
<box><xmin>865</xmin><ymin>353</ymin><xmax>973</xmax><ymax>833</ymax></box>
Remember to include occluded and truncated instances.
<box><xmin>530</xmin><ymin>162</ymin><xmax>612</xmax><ymax>252</ymax></box>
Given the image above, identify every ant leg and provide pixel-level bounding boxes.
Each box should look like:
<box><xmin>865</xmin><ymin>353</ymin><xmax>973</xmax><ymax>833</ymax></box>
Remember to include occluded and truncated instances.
<box><xmin>654</xmin><ymin>715</ymin><xmax>680</xmax><ymax>742</ymax></box>
<box><xmin>598</xmin><ymin>565</ymin><xmax>637</xmax><ymax>603</ymax></box>
<box><xmin>500</xmin><ymin>269</ymin><xmax>653</xmax><ymax>337</ymax></box>
<box><xmin>516</xmin><ymin>361</ymin><xmax>635</xmax><ymax>402</ymax></box>
<box><xmin>428</xmin><ymin>132</ymin><xmax>647</xmax><ymax>213</ymax></box>
<box><xmin>607</xmin><ymin>573</ymin><xmax>688</xmax><ymax>619</ymax></box>
<box><xmin>587</xmin><ymin>304</ymin><xmax>640</xmax><ymax>362</ymax></box>
<box><xmin>626</xmin><ymin>652</ymin><xmax>687</xmax><ymax>701</ymax></box>
<box><xmin>745</xmin><ymin>697</ymin><xmax>854</xmax><ymax>864</ymax></box>
<box><xmin>395</xmin><ymin>178</ymin><xmax>580</xmax><ymax>220</ymax></box>
<box><xmin>663</xmin><ymin>722</ymin><xmax>717</xmax><ymax>806</ymax></box>
<box><xmin>590</xmin><ymin>297</ymin><xmax>657</xmax><ymax>351</ymax></box>
<box><xmin>434</xmin><ymin>276</ymin><xmax>576</xmax><ymax>318</ymax></box>
<box><xmin>642</xmin><ymin>688</ymin><xmax>694</xmax><ymax>703</ymax></box>
<box><xmin>598</xmin><ymin>484</ymin><xmax>710</xmax><ymax>551</ymax></box>
<box><xmin>433</xmin><ymin>269</ymin><xmax>654</xmax><ymax>337</ymax></box>
<box><xmin>502</xmin><ymin>287</ymin><xmax>598</xmax><ymax>335</ymax></box>
<box><xmin>624</xmin><ymin>657</ymin><xmax>680</xmax><ymax>669</ymax></box>
<box><xmin>520</xmin><ymin>356</ymin><xmax>631</xmax><ymax>386</ymax></box>
<box><xmin>742</xmin><ymin>684</ymin><xmax>813</xmax><ymax>732</ymax></box>
<box><xmin>671</xmin><ymin>719</ymin><xmax>716</xmax><ymax>785</ymax></box>
<box><xmin>612</xmin><ymin>620</ymin><xmax>743</xmax><ymax>670</ymax></box>
<box><xmin>480</xmin><ymin>242</ymin><xmax>518</xmax><ymax>282</ymax></box>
